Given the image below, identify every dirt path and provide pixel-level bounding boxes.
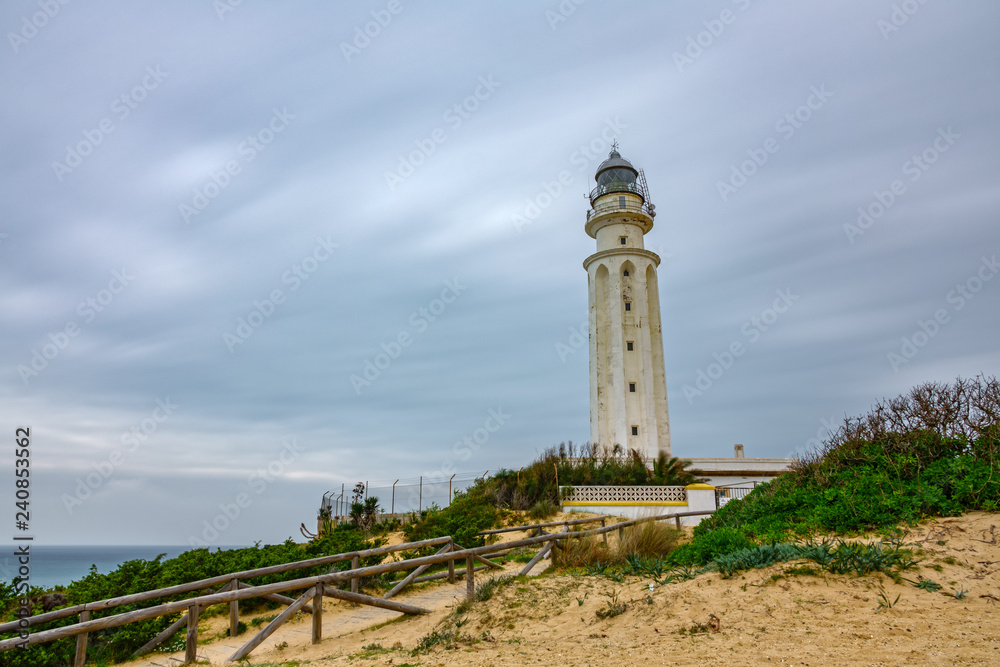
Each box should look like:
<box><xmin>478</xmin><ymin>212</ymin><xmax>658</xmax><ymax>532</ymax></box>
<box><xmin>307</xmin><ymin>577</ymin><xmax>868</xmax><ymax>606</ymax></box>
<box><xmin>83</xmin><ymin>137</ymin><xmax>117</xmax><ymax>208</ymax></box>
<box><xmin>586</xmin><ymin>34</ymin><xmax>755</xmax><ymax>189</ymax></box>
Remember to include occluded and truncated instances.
<box><xmin>121</xmin><ymin>558</ymin><xmax>545</xmax><ymax>667</ymax></box>
<box><xmin>121</xmin><ymin>512</ymin><xmax>1000</xmax><ymax>666</ymax></box>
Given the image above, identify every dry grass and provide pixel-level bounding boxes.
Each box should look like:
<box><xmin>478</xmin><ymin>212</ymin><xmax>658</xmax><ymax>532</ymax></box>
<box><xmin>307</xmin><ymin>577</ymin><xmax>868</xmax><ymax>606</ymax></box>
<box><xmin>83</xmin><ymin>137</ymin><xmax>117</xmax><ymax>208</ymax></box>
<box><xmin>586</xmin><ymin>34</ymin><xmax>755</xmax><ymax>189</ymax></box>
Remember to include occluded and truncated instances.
<box><xmin>559</xmin><ymin>533</ymin><xmax>613</xmax><ymax>567</ymax></box>
<box><xmin>617</xmin><ymin>521</ymin><xmax>681</xmax><ymax>558</ymax></box>
<box><xmin>558</xmin><ymin>520</ymin><xmax>682</xmax><ymax>567</ymax></box>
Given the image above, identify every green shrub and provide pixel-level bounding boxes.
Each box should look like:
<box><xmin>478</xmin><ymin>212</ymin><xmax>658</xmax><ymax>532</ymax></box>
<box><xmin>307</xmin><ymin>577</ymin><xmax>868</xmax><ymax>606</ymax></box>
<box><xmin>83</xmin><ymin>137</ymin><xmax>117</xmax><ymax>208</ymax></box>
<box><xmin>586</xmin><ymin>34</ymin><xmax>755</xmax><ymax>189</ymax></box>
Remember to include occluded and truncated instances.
<box><xmin>0</xmin><ymin>527</ymin><xmax>384</xmax><ymax>667</ymax></box>
<box><xmin>679</xmin><ymin>376</ymin><xmax>999</xmax><ymax>565</ymax></box>
<box><xmin>671</xmin><ymin>526</ymin><xmax>754</xmax><ymax>566</ymax></box>
<box><xmin>527</xmin><ymin>499</ymin><xmax>557</xmax><ymax>521</ymax></box>
<box><xmin>468</xmin><ymin>443</ymin><xmax>704</xmax><ymax>511</ymax></box>
<box><xmin>402</xmin><ymin>491</ymin><xmax>503</xmax><ymax>549</ymax></box>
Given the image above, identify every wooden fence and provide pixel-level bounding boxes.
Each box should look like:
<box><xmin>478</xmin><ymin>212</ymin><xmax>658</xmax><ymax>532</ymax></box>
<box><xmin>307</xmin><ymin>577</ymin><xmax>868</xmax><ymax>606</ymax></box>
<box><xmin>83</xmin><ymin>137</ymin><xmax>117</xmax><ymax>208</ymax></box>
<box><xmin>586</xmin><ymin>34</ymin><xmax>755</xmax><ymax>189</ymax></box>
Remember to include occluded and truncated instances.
<box><xmin>1</xmin><ymin>509</ymin><xmax>714</xmax><ymax>665</ymax></box>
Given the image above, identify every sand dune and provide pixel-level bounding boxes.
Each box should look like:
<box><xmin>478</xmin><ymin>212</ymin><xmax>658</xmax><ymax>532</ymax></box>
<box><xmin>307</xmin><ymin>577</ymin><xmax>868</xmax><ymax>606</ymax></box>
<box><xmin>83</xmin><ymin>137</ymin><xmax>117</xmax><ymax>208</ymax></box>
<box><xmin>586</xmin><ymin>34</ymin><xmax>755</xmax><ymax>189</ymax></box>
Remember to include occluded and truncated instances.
<box><xmin>124</xmin><ymin>512</ymin><xmax>1000</xmax><ymax>666</ymax></box>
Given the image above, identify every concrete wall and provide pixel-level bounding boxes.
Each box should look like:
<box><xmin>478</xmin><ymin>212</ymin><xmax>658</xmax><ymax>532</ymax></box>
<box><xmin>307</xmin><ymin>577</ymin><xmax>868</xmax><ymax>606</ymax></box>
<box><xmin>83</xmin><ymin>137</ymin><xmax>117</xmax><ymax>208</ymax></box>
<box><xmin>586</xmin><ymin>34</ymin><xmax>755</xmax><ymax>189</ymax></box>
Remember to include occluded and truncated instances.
<box><xmin>561</xmin><ymin>483</ymin><xmax>717</xmax><ymax>527</ymax></box>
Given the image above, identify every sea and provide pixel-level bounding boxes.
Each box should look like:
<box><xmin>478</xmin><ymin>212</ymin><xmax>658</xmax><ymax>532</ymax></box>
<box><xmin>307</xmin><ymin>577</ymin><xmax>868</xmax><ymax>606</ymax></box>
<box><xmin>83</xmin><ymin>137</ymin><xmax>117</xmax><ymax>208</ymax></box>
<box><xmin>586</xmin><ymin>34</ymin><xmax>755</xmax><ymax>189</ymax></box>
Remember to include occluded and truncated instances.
<box><xmin>7</xmin><ymin>545</ymin><xmax>249</xmax><ymax>591</ymax></box>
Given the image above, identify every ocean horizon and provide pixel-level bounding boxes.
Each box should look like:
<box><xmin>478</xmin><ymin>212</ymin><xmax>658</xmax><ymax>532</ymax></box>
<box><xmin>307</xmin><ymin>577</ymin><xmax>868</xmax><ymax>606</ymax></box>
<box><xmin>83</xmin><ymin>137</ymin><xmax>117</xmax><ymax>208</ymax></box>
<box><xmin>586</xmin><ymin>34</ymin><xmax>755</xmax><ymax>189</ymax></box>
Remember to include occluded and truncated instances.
<box><xmin>7</xmin><ymin>545</ymin><xmax>251</xmax><ymax>591</ymax></box>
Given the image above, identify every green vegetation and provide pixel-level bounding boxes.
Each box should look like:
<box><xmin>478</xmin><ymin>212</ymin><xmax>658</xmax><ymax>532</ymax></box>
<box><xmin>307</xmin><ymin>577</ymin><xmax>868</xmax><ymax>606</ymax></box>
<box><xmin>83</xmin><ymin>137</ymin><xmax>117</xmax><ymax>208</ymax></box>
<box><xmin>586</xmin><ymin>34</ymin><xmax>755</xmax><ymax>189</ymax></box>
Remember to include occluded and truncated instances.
<box><xmin>348</xmin><ymin>482</ymin><xmax>382</xmax><ymax>535</ymax></box>
<box><xmin>527</xmin><ymin>498</ymin><xmax>558</xmax><ymax>521</ymax></box>
<box><xmin>473</xmin><ymin>573</ymin><xmax>521</xmax><ymax>603</ymax></box>
<box><xmin>568</xmin><ymin>377</ymin><xmax>998</xmax><ymax>589</ymax></box>
<box><xmin>578</xmin><ymin>534</ymin><xmax>921</xmax><ymax>586</ymax></box>
<box><xmin>402</xmin><ymin>445</ymin><xmax>700</xmax><ymax>553</ymax></box>
<box><xmin>473</xmin><ymin>443</ymin><xmax>702</xmax><ymax>511</ymax></box>
<box><xmin>875</xmin><ymin>582</ymin><xmax>900</xmax><ymax>612</ymax></box>
<box><xmin>402</xmin><ymin>490</ymin><xmax>506</xmax><ymax>549</ymax></box>
<box><xmin>677</xmin><ymin>376</ymin><xmax>999</xmax><ymax>564</ymax></box>
<box><xmin>594</xmin><ymin>590</ymin><xmax>627</xmax><ymax>619</ymax></box>
<box><xmin>6</xmin><ymin>377</ymin><xmax>995</xmax><ymax>664</ymax></box>
<box><xmin>0</xmin><ymin>526</ymin><xmax>384</xmax><ymax>667</ymax></box>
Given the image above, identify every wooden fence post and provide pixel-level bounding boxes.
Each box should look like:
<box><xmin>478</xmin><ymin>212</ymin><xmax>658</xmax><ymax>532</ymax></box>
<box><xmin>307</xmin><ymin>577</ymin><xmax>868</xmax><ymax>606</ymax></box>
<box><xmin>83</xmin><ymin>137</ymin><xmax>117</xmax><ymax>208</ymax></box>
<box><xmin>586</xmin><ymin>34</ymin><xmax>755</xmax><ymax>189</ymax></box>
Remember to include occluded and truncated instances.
<box><xmin>519</xmin><ymin>540</ymin><xmax>554</xmax><ymax>576</ymax></box>
<box><xmin>351</xmin><ymin>555</ymin><xmax>359</xmax><ymax>594</ymax></box>
<box><xmin>601</xmin><ymin>518</ymin><xmax>607</xmax><ymax>544</ymax></box>
<box><xmin>466</xmin><ymin>555</ymin><xmax>475</xmax><ymax>601</ymax></box>
<box><xmin>447</xmin><ymin>540</ymin><xmax>455</xmax><ymax>583</ymax></box>
<box><xmin>229</xmin><ymin>578</ymin><xmax>239</xmax><ymax>637</ymax></box>
<box><xmin>185</xmin><ymin>604</ymin><xmax>199</xmax><ymax>665</ymax></box>
<box><xmin>311</xmin><ymin>586</ymin><xmax>323</xmax><ymax>644</ymax></box>
<box><xmin>227</xmin><ymin>587</ymin><xmax>313</xmax><ymax>663</ymax></box>
<box><xmin>383</xmin><ymin>543</ymin><xmax>453</xmax><ymax>600</ymax></box>
<box><xmin>73</xmin><ymin>610</ymin><xmax>89</xmax><ymax>667</ymax></box>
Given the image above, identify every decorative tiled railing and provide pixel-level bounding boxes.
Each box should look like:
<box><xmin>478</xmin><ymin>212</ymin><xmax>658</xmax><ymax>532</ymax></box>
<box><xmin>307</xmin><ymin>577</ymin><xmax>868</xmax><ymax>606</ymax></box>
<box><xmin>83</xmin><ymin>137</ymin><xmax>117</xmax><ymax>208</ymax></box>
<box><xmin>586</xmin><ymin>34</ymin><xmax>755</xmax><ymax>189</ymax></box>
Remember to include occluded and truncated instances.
<box><xmin>561</xmin><ymin>485</ymin><xmax>687</xmax><ymax>504</ymax></box>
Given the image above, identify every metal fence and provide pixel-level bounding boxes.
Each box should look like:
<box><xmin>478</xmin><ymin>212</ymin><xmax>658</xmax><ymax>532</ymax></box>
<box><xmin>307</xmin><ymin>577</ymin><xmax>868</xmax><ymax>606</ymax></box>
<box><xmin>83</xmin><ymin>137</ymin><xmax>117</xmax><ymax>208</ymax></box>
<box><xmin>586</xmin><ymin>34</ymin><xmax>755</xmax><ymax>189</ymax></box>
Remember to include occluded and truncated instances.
<box><xmin>715</xmin><ymin>483</ymin><xmax>759</xmax><ymax>508</ymax></box>
<box><xmin>320</xmin><ymin>471</ymin><xmax>489</xmax><ymax>519</ymax></box>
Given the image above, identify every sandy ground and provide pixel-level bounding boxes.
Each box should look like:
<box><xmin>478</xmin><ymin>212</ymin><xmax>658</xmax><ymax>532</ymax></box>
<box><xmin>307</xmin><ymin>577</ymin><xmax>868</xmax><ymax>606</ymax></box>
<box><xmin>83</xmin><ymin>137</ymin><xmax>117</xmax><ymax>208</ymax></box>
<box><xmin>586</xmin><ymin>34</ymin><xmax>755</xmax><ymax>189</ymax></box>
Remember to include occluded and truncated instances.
<box><xmin>123</xmin><ymin>512</ymin><xmax>1000</xmax><ymax>666</ymax></box>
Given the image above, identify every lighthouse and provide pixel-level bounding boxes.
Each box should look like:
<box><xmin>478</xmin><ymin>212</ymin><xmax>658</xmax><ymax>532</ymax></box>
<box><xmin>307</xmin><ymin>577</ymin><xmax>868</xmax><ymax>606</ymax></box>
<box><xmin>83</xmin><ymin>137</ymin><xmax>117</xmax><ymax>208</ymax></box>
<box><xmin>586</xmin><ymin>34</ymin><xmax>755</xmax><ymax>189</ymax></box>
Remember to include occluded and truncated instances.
<box><xmin>584</xmin><ymin>146</ymin><xmax>671</xmax><ymax>459</ymax></box>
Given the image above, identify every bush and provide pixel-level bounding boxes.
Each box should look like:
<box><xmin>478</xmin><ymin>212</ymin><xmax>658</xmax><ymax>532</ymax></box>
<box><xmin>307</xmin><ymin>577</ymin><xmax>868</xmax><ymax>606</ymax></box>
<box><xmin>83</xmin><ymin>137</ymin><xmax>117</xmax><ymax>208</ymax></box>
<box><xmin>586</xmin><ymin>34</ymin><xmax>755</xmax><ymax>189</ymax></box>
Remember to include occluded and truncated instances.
<box><xmin>559</xmin><ymin>533</ymin><xmax>614</xmax><ymax>568</ymax></box>
<box><xmin>680</xmin><ymin>375</ymin><xmax>999</xmax><ymax>565</ymax></box>
<box><xmin>557</xmin><ymin>520</ymin><xmax>682</xmax><ymax>569</ymax></box>
<box><xmin>469</xmin><ymin>443</ymin><xmax>704</xmax><ymax>511</ymax></box>
<box><xmin>670</xmin><ymin>526</ymin><xmax>754</xmax><ymax>566</ymax></box>
<box><xmin>402</xmin><ymin>491</ymin><xmax>504</xmax><ymax>549</ymax></box>
<box><xmin>0</xmin><ymin>527</ymin><xmax>384</xmax><ymax>667</ymax></box>
<box><xmin>618</xmin><ymin>521</ymin><xmax>682</xmax><ymax>559</ymax></box>
<box><xmin>527</xmin><ymin>499</ymin><xmax>557</xmax><ymax>521</ymax></box>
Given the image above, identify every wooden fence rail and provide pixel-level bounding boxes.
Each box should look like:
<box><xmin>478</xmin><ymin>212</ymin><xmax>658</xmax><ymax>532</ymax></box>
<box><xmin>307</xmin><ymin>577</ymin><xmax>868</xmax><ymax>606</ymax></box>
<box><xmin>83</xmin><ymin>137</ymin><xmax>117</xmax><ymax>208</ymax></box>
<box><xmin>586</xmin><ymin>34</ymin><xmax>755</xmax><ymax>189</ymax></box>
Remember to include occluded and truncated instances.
<box><xmin>2</xmin><ymin>508</ymin><xmax>715</xmax><ymax>664</ymax></box>
<box><xmin>0</xmin><ymin>535</ymin><xmax>452</xmax><ymax>634</ymax></box>
<box><xmin>477</xmin><ymin>515</ymin><xmax>610</xmax><ymax>535</ymax></box>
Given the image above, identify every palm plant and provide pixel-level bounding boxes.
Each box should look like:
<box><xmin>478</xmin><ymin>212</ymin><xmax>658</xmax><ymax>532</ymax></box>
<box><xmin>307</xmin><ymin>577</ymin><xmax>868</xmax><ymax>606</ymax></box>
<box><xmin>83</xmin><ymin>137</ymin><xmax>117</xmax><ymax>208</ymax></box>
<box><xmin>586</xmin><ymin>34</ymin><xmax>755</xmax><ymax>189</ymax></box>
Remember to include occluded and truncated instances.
<box><xmin>650</xmin><ymin>454</ymin><xmax>703</xmax><ymax>486</ymax></box>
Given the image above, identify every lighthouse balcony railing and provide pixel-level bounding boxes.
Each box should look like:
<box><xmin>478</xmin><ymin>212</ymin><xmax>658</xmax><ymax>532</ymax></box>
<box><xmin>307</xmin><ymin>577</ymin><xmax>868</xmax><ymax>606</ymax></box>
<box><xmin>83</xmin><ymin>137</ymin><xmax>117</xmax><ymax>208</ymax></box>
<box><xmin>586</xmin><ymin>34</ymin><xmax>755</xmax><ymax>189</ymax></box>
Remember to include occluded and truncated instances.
<box><xmin>589</xmin><ymin>181</ymin><xmax>645</xmax><ymax>206</ymax></box>
<box><xmin>586</xmin><ymin>199</ymin><xmax>655</xmax><ymax>221</ymax></box>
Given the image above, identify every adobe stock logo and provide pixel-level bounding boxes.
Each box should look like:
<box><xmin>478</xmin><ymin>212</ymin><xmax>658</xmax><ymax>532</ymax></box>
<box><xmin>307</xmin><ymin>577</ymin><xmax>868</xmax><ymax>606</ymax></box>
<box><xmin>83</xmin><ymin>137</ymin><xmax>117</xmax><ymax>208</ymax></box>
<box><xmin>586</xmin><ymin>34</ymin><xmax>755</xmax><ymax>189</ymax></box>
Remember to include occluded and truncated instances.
<box><xmin>383</xmin><ymin>77</ymin><xmax>500</xmax><ymax>192</ymax></box>
<box><xmin>179</xmin><ymin>107</ymin><xmax>295</xmax><ymax>223</ymax></box>
<box><xmin>683</xmin><ymin>288</ymin><xmax>799</xmax><ymax>403</ymax></box>
<box><xmin>189</xmin><ymin>438</ymin><xmax>305</xmax><ymax>547</ymax></box>
<box><xmin>716</xmin><ymin>85</ymin><xmax>832</xmax><ymax>202</ymax></box>
<box><xmin>7</xmin><ymin>0</ymin><xmax>72</xmax><ymax>54</ymax></box>
<box><xmin>554</xmin><ymin>321</ymin><xmax>588</xmax><ymax>363</ymax></box>
<box><xmin>340</xmin><ymin>0</ymin><xmax>406</xmax><ymax>63</ymax></box>
<box><xmin>672</xmin><ymin>0</ymin><xmax>753</xmax><ymax>73</ymax></box>
<box><xmin>61</xmin><ymin>398</ymin><xmax>179</xmax><ymax>514</ymax></box>
<box><xmin>224</xmin><ymin>236</ymin><xmax>338</xmax><ymax>352</ymax></box>
<box><xmin>18</xmin><ymin>269</ymin><xmax>134</xmax><ymax>385</ymax></box>
<box><xmin>51</xmin><ymin>66</ymin><xmax>168</xmax><ymax>182</ymax></box>
<box><xmin>887</xmin><ymin>254</ymin><xmax>997</xmax><ymax>372</ymax></box>
<box><xmin>350</xmin><ymin>279</ymin><xmax>467</xmax><ymax>394</ymax></box>
<box><xmin>843</xmin><ymin>127</ymin><xmax>959</xmax><ymax>244</ymax></box>
<box><xmin>414</xmin><ymin>407</ymin><xmax>512</xmax><ymax>509</ymax></box>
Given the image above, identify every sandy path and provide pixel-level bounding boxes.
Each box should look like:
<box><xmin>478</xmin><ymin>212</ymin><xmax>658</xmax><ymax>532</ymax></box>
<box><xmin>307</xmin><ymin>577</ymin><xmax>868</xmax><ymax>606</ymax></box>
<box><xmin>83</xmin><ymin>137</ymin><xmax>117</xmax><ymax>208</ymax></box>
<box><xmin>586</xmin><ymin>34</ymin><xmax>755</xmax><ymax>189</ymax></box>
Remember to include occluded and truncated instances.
<box><xmin>120</xmin><ymin>513</ymin><xmax>1000</xmax><ymax>666</ymax></box>
<box><xmin>121</xmin><ymin>549</ymin><xmax>546</xmax><ymax>666</ymax></box>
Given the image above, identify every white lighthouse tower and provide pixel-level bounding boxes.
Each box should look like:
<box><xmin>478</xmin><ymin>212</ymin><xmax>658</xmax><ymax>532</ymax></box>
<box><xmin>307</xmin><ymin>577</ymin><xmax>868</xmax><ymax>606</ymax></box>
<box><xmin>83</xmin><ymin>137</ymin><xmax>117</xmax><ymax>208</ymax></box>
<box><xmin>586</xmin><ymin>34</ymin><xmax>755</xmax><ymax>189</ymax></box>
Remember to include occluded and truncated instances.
<box><xmin>584</xmin><ymin>146</ymin><xmax>671</xmax><ymax>459</ymax></box>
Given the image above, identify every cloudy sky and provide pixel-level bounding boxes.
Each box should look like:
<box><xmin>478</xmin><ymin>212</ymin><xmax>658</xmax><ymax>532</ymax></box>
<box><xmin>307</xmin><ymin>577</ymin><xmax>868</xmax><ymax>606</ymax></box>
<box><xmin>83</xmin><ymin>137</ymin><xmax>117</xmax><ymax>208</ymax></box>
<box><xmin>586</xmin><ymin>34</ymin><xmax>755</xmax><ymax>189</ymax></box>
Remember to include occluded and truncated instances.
<box><xmin>2</xmin><ymin>1</ymin><xmax>998</xmax><ymax>546</ymax></box>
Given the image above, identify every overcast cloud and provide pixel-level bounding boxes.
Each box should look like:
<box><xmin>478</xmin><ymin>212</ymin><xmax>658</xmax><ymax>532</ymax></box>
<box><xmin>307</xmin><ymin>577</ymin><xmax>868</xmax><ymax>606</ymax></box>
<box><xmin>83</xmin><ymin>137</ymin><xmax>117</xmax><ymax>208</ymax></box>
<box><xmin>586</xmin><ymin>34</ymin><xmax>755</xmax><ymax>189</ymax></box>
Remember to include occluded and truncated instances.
<box><xmin>2</xmin><ymin>1</ymin><xmax>998</xmax><ymax>545</ymax></box>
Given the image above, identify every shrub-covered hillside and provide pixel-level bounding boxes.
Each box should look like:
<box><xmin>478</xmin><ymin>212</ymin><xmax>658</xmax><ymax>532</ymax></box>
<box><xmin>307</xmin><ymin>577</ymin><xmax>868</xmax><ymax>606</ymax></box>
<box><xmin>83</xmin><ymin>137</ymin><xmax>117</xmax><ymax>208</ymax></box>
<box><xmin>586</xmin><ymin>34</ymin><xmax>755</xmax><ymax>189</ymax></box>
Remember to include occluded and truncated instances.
<box><xmin>0</xmin><ymin>528</ymin><xmax>384</xmax><ymax>667</ymax></box>
<box><xmin>678</xmin><ymin>375</ymin><xmax>999</xmax><ymax>563</ymax></box>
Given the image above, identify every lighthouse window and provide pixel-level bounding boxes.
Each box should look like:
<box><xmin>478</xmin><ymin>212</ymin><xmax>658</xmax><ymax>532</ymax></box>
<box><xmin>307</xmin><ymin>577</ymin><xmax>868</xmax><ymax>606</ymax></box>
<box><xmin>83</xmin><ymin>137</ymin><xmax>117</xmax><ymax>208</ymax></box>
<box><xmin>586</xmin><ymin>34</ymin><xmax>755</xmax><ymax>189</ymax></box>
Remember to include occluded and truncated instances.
<box><xmin>631</xmin><ymin>426</ymin><xmax>639</xmax><ymax>436</ymax></box>
<box><xmin>629</xmin><ymin>383</ymin><xmax>636</xmax><ymax>392</ymax></box>
<box><xmin>620</xmin><ymin>236</ymin><xmax>627</xmax><ymax>245</ymax></box>
<box><xmin>627</xmin><ymin>341</ymin><xmax>634</xmax><ymax>351</ymax></box>
<box><xmin>619</xmin><ymin>196</ymin><xmax>626</xmax><ymax>209</ymax></box>
<box><xmin>623</xmin><ymin>269</ymin><xmax>629</xmax><ymax>276</ymax></box>
<box><xmin>624</xmin><ymin>302</ymin><xmax>631</xmax><ymax>311</ymax></box>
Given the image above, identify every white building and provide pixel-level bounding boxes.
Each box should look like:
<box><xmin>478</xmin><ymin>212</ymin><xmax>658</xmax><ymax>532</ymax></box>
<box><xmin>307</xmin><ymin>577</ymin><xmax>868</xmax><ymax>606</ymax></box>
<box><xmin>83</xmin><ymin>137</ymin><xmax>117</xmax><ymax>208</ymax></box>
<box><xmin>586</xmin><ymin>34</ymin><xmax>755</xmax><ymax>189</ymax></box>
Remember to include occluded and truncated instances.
<box><xmin>584</xmin><ymin>147</ymin><xmax>671</xmax><ymax>459</ymax></box>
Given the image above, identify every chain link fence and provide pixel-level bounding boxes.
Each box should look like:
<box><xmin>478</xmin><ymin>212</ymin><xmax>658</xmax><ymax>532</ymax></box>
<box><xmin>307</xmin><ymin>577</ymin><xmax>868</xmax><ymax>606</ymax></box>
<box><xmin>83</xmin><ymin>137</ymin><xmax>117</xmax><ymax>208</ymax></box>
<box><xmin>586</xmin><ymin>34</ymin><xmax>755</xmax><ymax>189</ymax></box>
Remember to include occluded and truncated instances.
<box><xmin>320</xmin><ymin>471</ymin><xmax>489</xmax><ymax>519</ymax></box>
